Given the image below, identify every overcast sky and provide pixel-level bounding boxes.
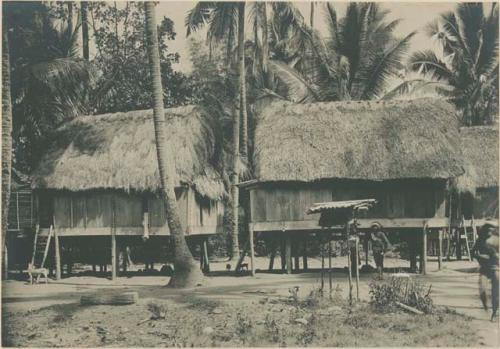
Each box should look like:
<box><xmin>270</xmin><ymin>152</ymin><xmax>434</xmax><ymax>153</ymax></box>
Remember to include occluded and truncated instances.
<box><xmin>155</xmin><ymin>1</ymin><xmax>466</xmax><ymax>73</ymax></box>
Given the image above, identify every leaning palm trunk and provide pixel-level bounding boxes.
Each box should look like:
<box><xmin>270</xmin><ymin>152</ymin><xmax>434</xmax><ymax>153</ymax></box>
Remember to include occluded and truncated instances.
<box><xmin>144</xmin><ymin>2</ymin><xmax>202</xmax><ymax>288</ymax></box>
<box><xmin>2</xmin><ymin>27</ymin><xmax>13</xmax><ymax>280</ymax></box>
<box><xmin>238</xmin><ymin>3</ymin><xmax>248</xmax><ymax>160</ymax></box>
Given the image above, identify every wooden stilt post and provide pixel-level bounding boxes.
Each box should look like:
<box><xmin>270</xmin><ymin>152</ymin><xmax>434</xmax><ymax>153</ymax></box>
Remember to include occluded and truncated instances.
<box><xmin>364</xmin><ymin>233</ymin><xmax>369</xmax><ymax>266</ymax></box>
<box><xmin>199</xmin><ymin>238</ymin><xmax>204</xmax><ymax>270</ymax></box>
<box><xmin>268</xmin><ymin>238</ymin><xmax>276</xmax><ymax>271</ymax></box>
<box><xmin>203</xmin><ymin>237</ymin><xmax>210</xmax><ymax>273</ymax></box>
<box><xmin>355</xmin><ymin>236</ymin><xmax>360</xmax><ymax>300</ymax></box>
<box><xmin>293</xmin><ymin>236</ymin><xmax>300</xmax><ymax>272</ymax></box>
<box><xmin>303</xmin><ymin>237</ymin><xmax>308</xmax><ymax>271</ymax></box>
<box><xmin>285</xmin><ymin>235</ymin><xmax>292</xmax><ymax>274</ymax></box>
<box><xmin>54</xmin><ymin>227</ymin><xmax>61</xmax><ymax>280</ymax></box>
<box><xmin>421</xmin><ymin>224</ymin><xmax>427</xmax><ymax>275</ymax></box>
<box><xmin>328</xmin><ymin>239</ymin><xmax>333</xmax><ymax>299</ymax></box>
<box><xmin>347</xmin><ymin>234</ymin><xmax>353</xmax><ymax>305</ymax></box>
<box><xmin>438</xmin><ymin>229</ymin><xmax>443</xmax><ymax>271</ymax></box>
<box><xmin>111</xmin><ymin>199</ymin><xmax>117</xmax><ymax>280</ymax></box>
<box><xmin>249</xmin><ymin>224</ymin><xmax>255</xmax><ymax>276</ymax></box>
<box><xmin>320</xmin><ymin>239</ymin><xmax>325</xmax><ymax>293</ymax></box>
<box><xmin>280</xmin><ymin>238</ymin><xmax>286</xmax><ymax>272</ymax></box>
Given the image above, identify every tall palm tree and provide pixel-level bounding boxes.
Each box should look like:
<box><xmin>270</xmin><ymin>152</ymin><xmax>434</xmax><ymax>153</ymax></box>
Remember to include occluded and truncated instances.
<box><xmin>186</xmin><ymin>1</ymin><xmax>245</xmax><ymax>260</ymax></box>
<box><xmin>145</xmin><ymin>2</ymin><xmax>203</xmax><ymax>288</ymax></box>
<box><xmin>407</xmin><ymin>3</ymin><xmax>498</xmax><ymax>125</ymax></box>
<box><xmin>2</xmin><ymin>23</ymin><xmax>13</xmax><ymax>280</ymax></box>
<box><xmin>81</xmin><ymin>1</ymin><xmax>89</xmax><ymax>60</ymax></box>
<box><xmin>265</xmin><ymin>3</ymin><xmax>415</xmax><ymax>102</ymax></box>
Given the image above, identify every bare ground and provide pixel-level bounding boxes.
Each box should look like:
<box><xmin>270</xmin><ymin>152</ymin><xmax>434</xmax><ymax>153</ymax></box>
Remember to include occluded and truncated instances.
<box><xmin>2</xmin><ymin>256</ymin><xmax>498</xmax><ymax>347</ymax></box>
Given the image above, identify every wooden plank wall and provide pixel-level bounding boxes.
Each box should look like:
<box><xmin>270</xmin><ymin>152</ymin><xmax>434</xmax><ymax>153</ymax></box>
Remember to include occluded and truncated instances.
<box><xmin>250</xmin><ymin>180</ymin><xmax>447</xmax><ymax>224</ymax></box>
<box><xmin>51</xmin><ymin>187</ymin><xmax>221</xmax><ymax>234</ymax></box>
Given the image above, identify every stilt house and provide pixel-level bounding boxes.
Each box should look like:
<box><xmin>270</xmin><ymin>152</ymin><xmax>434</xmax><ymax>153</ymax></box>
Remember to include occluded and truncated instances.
<box><xmin>453</xmin><ymin>126</ymin><xmax>499</xmax><ymax>224</ymax></box>
<box><xmin>31</xmin><ymin>106</ymin><xmax>225</xmax><ymax>271</ymax></box>
<box><xmin>242</xmin><ymin>98</ymin><xmax>465</xmax><ymax>274</ymax></box>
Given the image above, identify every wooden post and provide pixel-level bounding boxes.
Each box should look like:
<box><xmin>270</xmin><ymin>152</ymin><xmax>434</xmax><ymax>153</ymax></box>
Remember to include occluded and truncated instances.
<box><xmin>249</xmin><ymin>224</ymin><xmax>255</xmax><ymax>276</ymax></box>
<box><xmin>328</xmin><ymin>239</ymin><xmax>333</xmax><ymax>299</ymax></box>
<box><xmin>268</xmin><ymin>238</ymin><xmax>276</xmax><ymax>271</ymax></box>
<box><xmin>280</xmin><ymin>238</ymin><xmax>286</xmax><ymax>272</ymax></box>
<box><xmin>54</xmin><ymin>227</ymin><xmax>61</xmax><ymax>280</ymax></box>
<box><xmin>421</xmin><ymin>224</ymin><xmax>427</xmax><ymax>275</ymax></box>
<box><xmin>438</xmin><ymin>229</ymin><xmax>443</xmax><ymax>270</ymax></box>
<box><xmin>293</xmin><ymin>236</ymin><xmax>300</xmax><ymax>272</ymax></box>
<box><xmin>446</xmin><ymin>193</ymin><xmax>452</xmax><ymax>261</ymax></box>
<box><xmin>320</xmin><ymin>240</ymin><xmax>324</xmax><ymax>292</ymax></box>
<box><xmin>347</xmin><ymin>224</ymin><xmax>353</xmax><ymax>305</ymax></box>
<box><xmin>111</xmin><ymin>199</ymin><xmax>117</xmax><ymax>280</ymax></box>
<box><xmin>199</xmin><ymin>238</ymin><xmax>204</xmax><ymax>270</ymax></box>
<box><xmin>364</xmin><ymin>234</ymin><xmax>369</xmax><ymax>266</ymax></box>
<box><xmin>355</xmin><ymin>236</ymin><xmax>360</xmax><ymax>300</ymax></box>
<box><xmin>203</xmin><ymin>237</ymin><xmax>210</xmax><ymax>273</ymax></box>
<box><xmin>302</xmin><ymin>238</ymin><xmax>308</xmax><ymax>271</ymax></box>
<box><xmin>285</xmin><ymin>235</ymin><xmax>292</xmax><ymax>274</ymax></box>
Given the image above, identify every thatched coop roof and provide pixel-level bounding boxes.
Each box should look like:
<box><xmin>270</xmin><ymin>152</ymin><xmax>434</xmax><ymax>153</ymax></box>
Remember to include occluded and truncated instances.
<box><xmin>253</xmin><ymin>98</ymin><xmax>464</xmax><ymax>183</ymax></box>
<box><xmin>454</xmin><ymin>126</ymin><xmax>499</xmax><ymax>193</ymax></box>
<box><xmin>32</xmin><ymin>106</ymin><xmax>226</xmax><ymax>200</ymax></box>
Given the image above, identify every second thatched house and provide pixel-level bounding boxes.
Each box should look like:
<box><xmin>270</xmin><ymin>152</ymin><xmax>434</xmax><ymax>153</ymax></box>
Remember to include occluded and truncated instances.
<box><xmin>31</xmin><ymin>105</ymin><xmax>225</xmax><ymax>276</ymax></box>
<box><xmin>453</xmin><ymin>126</ymin><xmax>499</xmax><ymax>224</ymax></box>
<box><xmin>241</xmin><ymin>98</ymin><xmax>464</xmax><ymax>274</ymax></box>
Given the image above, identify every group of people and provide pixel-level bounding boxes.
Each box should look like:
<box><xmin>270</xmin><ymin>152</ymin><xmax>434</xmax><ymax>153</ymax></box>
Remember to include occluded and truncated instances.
<box><xmin>364</xmin><ymin>220</ymin><xmax>499</xmax><ymax>321</ymax></box>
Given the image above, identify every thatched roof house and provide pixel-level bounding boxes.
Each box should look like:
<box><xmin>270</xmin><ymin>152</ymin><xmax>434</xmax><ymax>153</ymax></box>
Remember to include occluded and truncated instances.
<box><xmin>32</xmin><ymin>106</ymin><xmax>225</xmax><ymax>238</ymax></box>
<box><xmin>253</xmin><ymin>98</ymin><xmax>464</xmax><ymax>183</ymax></box>
<box><xmin>32</xmin><ymin>105</ymin><xmax>225</xmax><ymax>200</ymax></box>
<box><xmin>453</xmin><ymin>126</ymin><xmax>498</xmax><ymax>221</ymax></box>
<box><xmin>455</xmin><ymin>126</ymin><xmax>499</xmax><ymax>193</ymax></box>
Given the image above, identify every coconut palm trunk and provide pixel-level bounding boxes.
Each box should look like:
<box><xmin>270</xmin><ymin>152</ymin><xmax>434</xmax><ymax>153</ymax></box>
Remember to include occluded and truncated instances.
<box><xmin>238</xmin><ymin>3</ymin><xmax>248</xmax><ymax>160</ymax></box>
<box><xmin>231</xmin><ymin>102</ymin><xmax>240</xmax><ymax>261</ymax></box>
<box><xmin>81</xmin><ymin>1</ymin><xmax>89</xmax><ymax>60</ymax></box>
<box><xmin>310</xmin><ymin>2</ymin><xmax>315</xmax><ymax>28</ymax></box>
<box><xmin>2</xmin><ymin>27</ymin><xmax>13</xmax><ymax>280</ymax></box>
<box><xmin>144</xmin><ymin>2</ymin><xmax>203</xmax><ymax>288</ymax></box>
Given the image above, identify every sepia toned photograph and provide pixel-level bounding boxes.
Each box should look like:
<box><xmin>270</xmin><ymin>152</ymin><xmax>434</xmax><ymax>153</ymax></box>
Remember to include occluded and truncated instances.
<box><xmin>1</xmin><ymin>0</ymin><xmax>499</xmax><ymax>347</ymax></box>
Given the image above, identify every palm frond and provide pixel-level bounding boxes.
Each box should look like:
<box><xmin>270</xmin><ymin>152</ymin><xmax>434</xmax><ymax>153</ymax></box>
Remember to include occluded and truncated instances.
<box><xmin>268</xmin><ymin>60</ymin><xmax>319</xmax><ymax>103</ymax></box>
<box><xmin>185</xmin><ymin>2</ymin><xmax>216</xmax><ymax>36</ymax></box>
<box><xmin>407</xmin><ymin>50</ymin><xmax>454</xmax><ymax>81</ymax></box>
<box><xmin>360</xmin><ymin>31</ymin><xmax>416</xmax><ymax>99</ymax></box>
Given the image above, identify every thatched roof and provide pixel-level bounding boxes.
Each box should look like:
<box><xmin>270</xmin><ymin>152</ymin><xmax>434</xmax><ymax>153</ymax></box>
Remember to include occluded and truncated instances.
<box><xmin>454</xmin><ymin>126</ymin><xmax>499</xmax><ymax>193</ymax></box>
<box><xmin>253</xmin><ymin>98</ymin><xmax>464</xmax><ymax>183</ymax></box>
<box><xmin>32</xmin><ymin>106</ymin><xmax>226</xmax><ymax>200</ymax></box>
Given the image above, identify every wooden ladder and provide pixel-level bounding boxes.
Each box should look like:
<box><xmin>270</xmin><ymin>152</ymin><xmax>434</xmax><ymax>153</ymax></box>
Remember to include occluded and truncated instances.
<box><xmin>31</xmin><ymin>225</ymin><xmax>53</xmax><ymax>270</ymax></box>
<box><xmin>459</xmin><ymin>216</ymin><xmax>475</xmax><ymax>261</ymax></box>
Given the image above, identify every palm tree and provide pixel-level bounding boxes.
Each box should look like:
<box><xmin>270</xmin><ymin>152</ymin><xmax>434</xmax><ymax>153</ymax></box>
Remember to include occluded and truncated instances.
<box><xmin>407</xmin><ymin>3</ymin><xmax>498</xmax><ymax>125</ymax></box>
<box><xmin>145</xmin><ymin>1</ymin><xmax>203</xmax><ymax>288</ymax></box>
<box><xmin>186</xmin><ymin>2</ymin><xmax>245</xmax><ymax>260</ymax></box>
<box><xmin>4</xmin><ymin>1</ymin><xmax>96</xmax><ymax>171</ymax></box>
<box><xmin>2</xmin><ymin>23</ymin><xmax>13</xmax><ymax>280</ymax></box>
<box><xmin>81</xmin><ymin>1</ymin><xmax>89</xmax><ymax>60</ymax></box>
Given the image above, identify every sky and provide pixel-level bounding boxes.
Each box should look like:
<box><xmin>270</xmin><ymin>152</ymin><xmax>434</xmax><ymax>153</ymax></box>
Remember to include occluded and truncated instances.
<box><xmin>155</xmin><ymin>1</ymin><xmax>463</xmax><ymax>73</ymax></box>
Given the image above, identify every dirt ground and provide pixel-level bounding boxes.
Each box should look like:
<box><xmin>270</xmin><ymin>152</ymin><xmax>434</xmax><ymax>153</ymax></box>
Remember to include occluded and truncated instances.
<box><xmin>2</xmin><ymin>256</ymin><xmax>499</xmax><ymax>347</ymax></box>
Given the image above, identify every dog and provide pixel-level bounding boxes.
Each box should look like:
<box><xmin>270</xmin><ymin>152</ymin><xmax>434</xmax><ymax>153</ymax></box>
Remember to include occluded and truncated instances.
<box><xmin>25</xmin><ymin>263</ymin><xmax>49</xmax><ymax>285</ymax></box>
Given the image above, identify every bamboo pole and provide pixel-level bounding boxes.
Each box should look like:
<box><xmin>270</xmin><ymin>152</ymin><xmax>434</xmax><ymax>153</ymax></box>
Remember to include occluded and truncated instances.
<box><xmin>446</xmin><ymin>192</ymin><xmax>452</xmax><ymax>261</ymax></box>
<box><xmin>268</xmin><ymin>238</ymin><xmax>275</xmax><ymax>271</ymax></box>
<box><xmin>302</xmin><ymin>238</ymin><xmax>308</xmax><ymax>271</ymax></box>
<box><xmin>320</xmin><ymin>237</ymin><xmax>325</xmax><ymax>293</ymax></box>
<box><xmin>203</xmin><ymin>237</ymin><xmax>210</xmax><ymax>273</ymax></box>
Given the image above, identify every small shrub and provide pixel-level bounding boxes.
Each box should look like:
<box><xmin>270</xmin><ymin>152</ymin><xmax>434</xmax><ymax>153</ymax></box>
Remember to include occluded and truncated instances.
<box><xmin>147</xmin><ymin>301</ymin><xmax>168</xmax><ymax>319</ymax></box>
<box><xmin>369</xmin><ymin>276</ymin><xmax>435</xmax><ymax>314</ymax></box>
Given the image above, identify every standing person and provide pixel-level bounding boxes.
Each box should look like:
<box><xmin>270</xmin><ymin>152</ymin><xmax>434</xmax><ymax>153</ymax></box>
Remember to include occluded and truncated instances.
<box><xmin>472</xmin><ymin>221</ymin><xmax>499</xmax><ymax>321</ymax></box>
<box><xmin>370</xmin><ymin>222</ymin><xmax>391</xmax><ymax>278</ymax></box>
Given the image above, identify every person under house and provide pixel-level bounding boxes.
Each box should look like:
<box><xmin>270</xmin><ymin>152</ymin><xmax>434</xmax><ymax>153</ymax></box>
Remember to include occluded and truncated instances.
<box><xmin>370</xmin><ymin>222</ymin><xmax>392</xmax><ymax>278</ymax></box>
